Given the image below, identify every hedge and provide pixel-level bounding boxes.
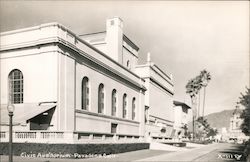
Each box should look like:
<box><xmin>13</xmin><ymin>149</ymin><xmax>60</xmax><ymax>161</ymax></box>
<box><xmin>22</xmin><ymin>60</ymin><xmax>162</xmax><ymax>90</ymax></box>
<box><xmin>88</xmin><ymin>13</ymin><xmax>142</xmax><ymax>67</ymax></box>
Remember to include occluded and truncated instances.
<box><xmin>0</xmin><ymin>142</ymin><xmax>149</xmax><ymax>158</ymax></box>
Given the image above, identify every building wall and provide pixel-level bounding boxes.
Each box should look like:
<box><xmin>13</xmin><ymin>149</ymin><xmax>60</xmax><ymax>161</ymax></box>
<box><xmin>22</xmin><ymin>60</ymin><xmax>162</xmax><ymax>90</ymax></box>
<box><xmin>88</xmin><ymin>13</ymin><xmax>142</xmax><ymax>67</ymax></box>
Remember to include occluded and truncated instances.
<box><xmin>174</xmin><ymin>106</ymin><xmax>189</xmax><ymax>136</ymax></box>
<box><xmin>148</xmin><ymin>80</ymin><xmax>174</xmax><ymax>122</ymax></box>
<box><xmin>0</xmin><ymin>46</ymin><xmax>58</xmax><ymax>104</ymax></box>
<box><xmin>73</xmin><ymin>49</ymin><xmax>143</xmax><ymax>135</ymax></box>
<box><xmin>122</xmin><ymin>47</ymin><xmax>137</xmax><ymax>71</ymax></box>
<box><xmin>135</xmin><ymin>64</ymin><xmax>174</xmax><ymax>138</ymax></box>
<box><xmin>106</xmin><ymin>17</ymin><xmax>124</xmax><ymax>63</ymax></box>
<box><xmin>0</xmin><ymin>45</ymin><xmax>59</xmax><ymax>131</ymax></box>
<box><xmin>75</xmin><ymin>112</ymin><xmax>140</xmax><ymax>135</ymax></box>
<box><xmin>53</xmin><ymin>21</ymin><xmax>145</xmax><ymax>135</ymax></box>
<box><xmin>56</xmin><ymin>50</ymin><xmax>76</xmax><ymax>131</ymax></box>
<box><xmin>182</xmin><ymin>108</ymin><xmax>188</xmax><ymax>125</ymax></box>
<box><xmin>174</xmin><ymin>106</ymin><xmax>183</xmax><ymax>129</ymax></box>
<box><xmin>75</xmin><ymin>61</ymin><xmax>140</xmax><ymax>119</ymax></box>
<box><xmin>230</xmin><ymin>113</ymin><xmax>243</xmax><ymax>131</ymax></box>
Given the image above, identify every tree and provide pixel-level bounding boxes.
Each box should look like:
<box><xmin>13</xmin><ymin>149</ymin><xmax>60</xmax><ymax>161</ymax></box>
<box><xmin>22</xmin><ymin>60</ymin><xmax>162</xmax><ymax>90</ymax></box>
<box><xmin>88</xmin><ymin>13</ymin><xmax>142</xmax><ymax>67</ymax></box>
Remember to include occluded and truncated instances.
<box><xmin>196</xmin><ymin>116</ymin><xmax>217</xmax><ymax>140</ymax></box>
<box><xmin>207</xmin><ymin>128</ymin><xmax>218</xmax><ymax>138</ymax></box>
<box><xmin>200</xmin><ymin>70</ymin><xmax>211</xmax><ymax>117</ymax></box>
<box><xmin>239</xmin><ymin>88</ymin><xmax>250</xmax><ymax>135</ymax></box>
<box><xmin>186</xmin><ymin>76</ymin><xmax>202</xmax><ymax>139</ymax></box>
<box><xmin>186</xmin><ymin>76</ymin><xmax>203</xmax><ymax>118</ymax></box>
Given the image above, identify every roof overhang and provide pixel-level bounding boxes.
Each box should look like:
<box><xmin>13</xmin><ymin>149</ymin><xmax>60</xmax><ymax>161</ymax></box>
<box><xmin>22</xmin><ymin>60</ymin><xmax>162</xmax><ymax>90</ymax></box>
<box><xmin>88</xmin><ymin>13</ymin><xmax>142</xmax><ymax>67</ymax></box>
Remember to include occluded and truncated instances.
<box><xmin>173</xmin><ymin>101</ymin><xmax>191</xmax><ymax>109</ymax></box>
<box><xmin>0</xmin><ymin>103</ymin><xmax>56</xmax><ymax>125</ymax></box>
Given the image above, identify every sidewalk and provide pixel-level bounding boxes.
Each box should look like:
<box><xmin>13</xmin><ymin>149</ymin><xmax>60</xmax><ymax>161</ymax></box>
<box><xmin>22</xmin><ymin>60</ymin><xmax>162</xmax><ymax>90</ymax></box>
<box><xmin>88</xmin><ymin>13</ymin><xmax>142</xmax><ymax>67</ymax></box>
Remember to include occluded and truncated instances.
<box><xmin>136</xmin><ymin>143</ymin><xmax>219</xmax><ymax>161</ymax></box>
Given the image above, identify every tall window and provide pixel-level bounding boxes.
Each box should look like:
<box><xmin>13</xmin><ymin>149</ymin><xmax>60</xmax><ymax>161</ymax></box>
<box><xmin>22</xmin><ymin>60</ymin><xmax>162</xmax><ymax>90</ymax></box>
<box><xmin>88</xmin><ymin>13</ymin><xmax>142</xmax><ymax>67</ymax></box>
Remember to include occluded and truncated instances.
<box><xmin>132</xmin><ymin>98</ymin><xmax>136</xmax><ymax>120</ymax></box>
<box><xmin>98</xmin><ymin>84</ymin><xmax>105</xmax><ymax>113</ymax></box>
<box><xmin>111</xmin><ymin>89</ymin><xmax>117</xmax><ymax>116</ymax></box>
<box><xmin>9</xmin><ymin>69</ymin><xmax>23</xmax><ymax>104</ymax></box>
<box><xmin>82</xmin><ymin>77</ymin><xmax>89</xmax><ymax>110</ymax></box>
<box><xmin>122</xmin><ymin>94</ymin><xmax>127</xmax><ymax>118</ymax></box>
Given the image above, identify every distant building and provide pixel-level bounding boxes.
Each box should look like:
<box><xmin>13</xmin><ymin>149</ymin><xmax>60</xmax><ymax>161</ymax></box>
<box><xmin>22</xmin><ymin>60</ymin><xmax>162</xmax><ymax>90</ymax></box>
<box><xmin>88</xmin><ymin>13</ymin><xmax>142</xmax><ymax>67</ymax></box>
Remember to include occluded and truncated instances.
<box><xmin>173</xmin><ymin>101</ymin><xmax>191</xmax><ymax>138</ymax></box>
<box><xmin>228</xmin><ymin>105</ymin><xmax>249</xmax><ymax>142</ymax></box>
<box><xmin>0</xmin><ymin>17</ymin><xmax>175</xmax><ymax>143</ymax></box>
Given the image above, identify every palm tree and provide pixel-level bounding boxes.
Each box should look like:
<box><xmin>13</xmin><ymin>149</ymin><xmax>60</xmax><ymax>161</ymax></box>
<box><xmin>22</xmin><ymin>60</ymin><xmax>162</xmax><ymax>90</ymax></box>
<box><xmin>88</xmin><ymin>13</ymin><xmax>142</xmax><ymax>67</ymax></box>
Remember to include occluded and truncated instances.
<box><xmin>200</xmin><ymin>70</ymin><xmax>211</xmax><ymax>117</ymax></box>
<box><xmin>186</xmin><ymin>76</ymin><xmax>202</xmax><ymax>139</ymax></box>
<box><xmin>186</xmin><ymin>76</ymin><xmax>203</xmax><ymax>117</ymax></box>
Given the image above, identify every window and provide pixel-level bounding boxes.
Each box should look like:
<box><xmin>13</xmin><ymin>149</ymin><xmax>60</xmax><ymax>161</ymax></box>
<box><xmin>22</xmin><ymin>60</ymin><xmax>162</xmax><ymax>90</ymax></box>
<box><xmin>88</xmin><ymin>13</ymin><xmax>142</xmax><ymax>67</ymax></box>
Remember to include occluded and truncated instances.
<box><xmin>82</xmin><ymin>77</ymin><xmax>89</xmax><ymax>110</ymax></box>
<box><xmin>111</xmin><ymin>89</ymin><xmax>117</xmax><ymax>116</ymax></box>
<box><xmin>126</xmin><ymin>60</ymin><xmax>130</xmax><ymax>68</ymax></box>
<box><xmin>236</xmin><ymin>122</ymin><xmax>239</xmax><ymax>128</ymax></box>
<box><xmin>110</xmin><ymin>20</ymin><xmax>114</xmax><ymax>26</ymax></box>
<box><xmin>122</xmin><ymin>94</ymin><xmax>127</xmax><ymax>118</ymax></box>
<box><xmin>98</xmin><ymin>84</ymin><xmax>105</xmax><ymax>113</ymax></box>
<box><xmin>9</xmin><ymin>69</ymin><xmax>23</xmax><ymax>104</ymax></box>
<box><xmin>132</xmin><ymin>98</ymin><xmax>136</xmax><ymax>120</ymax></box>
<box><xmin>111</xmin><ymin>123</ymin><xmax>117</xmax><ymax>134</ymax></box>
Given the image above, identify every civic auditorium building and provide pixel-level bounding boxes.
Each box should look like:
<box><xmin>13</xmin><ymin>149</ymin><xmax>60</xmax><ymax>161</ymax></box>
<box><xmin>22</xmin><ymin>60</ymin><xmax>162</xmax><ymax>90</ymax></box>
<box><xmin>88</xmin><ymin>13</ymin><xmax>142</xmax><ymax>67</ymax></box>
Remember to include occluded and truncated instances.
<box><xmin>0</xmin><ymin>17</ymin><xmax>175</xmax><ymax>143</ymax></box>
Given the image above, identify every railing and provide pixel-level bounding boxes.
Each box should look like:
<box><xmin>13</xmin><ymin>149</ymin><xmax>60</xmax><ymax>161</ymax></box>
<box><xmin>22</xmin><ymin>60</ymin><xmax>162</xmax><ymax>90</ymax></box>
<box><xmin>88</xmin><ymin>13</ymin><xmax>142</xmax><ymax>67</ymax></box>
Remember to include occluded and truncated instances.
<box><xmin>0</xmin><ymin>131</ymin><xmax>145</xmax><ymax>144</ymax></box>
<box><xmin>151</xmin><ymin>136</ymin><xmax>174</xmax><ymax>142</ymax></box>
<box><xmin>76</xmin><ymin>132</ymin><xmax>144</xmax><ymax>143</ymax></box>
<box><xmin>0</xmin><ymin>131</ymin><xmax>73</xmax><ymax>143</ymax></box>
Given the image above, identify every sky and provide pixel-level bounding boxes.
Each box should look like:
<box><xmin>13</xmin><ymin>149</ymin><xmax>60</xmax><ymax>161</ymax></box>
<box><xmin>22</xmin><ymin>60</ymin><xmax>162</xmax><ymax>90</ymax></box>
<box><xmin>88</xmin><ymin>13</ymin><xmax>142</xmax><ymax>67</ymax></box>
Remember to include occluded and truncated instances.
<box><xmin>0</xmin><ymin>1</ymin><xmax>249</xmax><ymax>115</ymax></box>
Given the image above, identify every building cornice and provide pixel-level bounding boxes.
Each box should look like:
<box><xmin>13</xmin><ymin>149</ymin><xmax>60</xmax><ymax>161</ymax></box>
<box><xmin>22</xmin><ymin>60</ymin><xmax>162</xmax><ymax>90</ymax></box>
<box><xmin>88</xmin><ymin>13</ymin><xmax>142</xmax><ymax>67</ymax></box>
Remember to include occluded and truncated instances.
<box><xmin>0</xmin><ymin>23</ymin><xmax>147</xmax><ymax>91</ymax></box>
<box><xmin>135</xmin><ymin>63</ymin><xmax>173</xmax><ymax>86</ymax></box>
<box><xmin>123</xmin><ymin>34</ymin><xmax>139</xmax><ymax>51</ymax></box>
<box><xmin>151</xmin><ymin>64</ymin><xmax>172</xmax><ymax>82</ymax></box>
<box><xmin>143</xmin><ymin>77</ymin><xmax>173</xmax><ymax>96</ymax></box>
<box><xmin>75</xmin><ymin>109</ymin><xmax>140</xmax><ymax>124</ymax></box>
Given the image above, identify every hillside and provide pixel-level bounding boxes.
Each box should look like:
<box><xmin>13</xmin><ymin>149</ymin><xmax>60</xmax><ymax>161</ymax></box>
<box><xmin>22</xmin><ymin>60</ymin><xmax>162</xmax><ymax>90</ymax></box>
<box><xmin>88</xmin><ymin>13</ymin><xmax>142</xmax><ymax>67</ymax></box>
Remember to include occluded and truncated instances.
<box><xmin>205</xmin><ymin>109</ymin><xmax>234</xmax><ymax>129</ymax></box>
<box><xmin>188</xmin><ymin>109</ymin><xmax>234</xmax><ymax>132</ymax></box>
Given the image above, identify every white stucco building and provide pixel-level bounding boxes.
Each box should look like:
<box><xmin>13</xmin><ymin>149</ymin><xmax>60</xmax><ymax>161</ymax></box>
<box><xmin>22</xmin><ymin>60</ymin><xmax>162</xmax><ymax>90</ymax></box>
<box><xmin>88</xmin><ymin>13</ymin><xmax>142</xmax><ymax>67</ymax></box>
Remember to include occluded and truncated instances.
<box><xmin>0</xmin><ymin>17</ymin><xmax>175</xmax><ymax>143</ymax></box>
<box><xmin>228</xmin><ymin>105</ymin><xmax>249</xmax><ymax>142</ymax></box>
<box><xmin>173</xmin><ymin>101</ymin><xmax>191</xmax><ymax>137</ymax></box>
<box><xmin>135</xmin><ymin>54</ymin><xmax>174</xmax><ymax>139</ymax></box>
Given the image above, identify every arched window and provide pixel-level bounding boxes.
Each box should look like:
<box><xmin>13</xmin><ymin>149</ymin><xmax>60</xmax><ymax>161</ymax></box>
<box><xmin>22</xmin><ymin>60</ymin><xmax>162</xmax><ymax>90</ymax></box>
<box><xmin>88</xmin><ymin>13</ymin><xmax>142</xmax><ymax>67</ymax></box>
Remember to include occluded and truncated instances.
<box><xmin>98</xmin><ymin>84</ymin><xmax>105</xmax><ymax>113</ymax></box>
<box><xmin>132</xmin><ymin>97</ymin><xmax>136</xmax><ymax>120</ymax></box>
<box><xmin>82</xmin><ymin>77</ymin><xmax>89</xmax><ymax>110</ymax></box>
<box><xmin>111</xmin><ymin>89</ymin><xmax>117</xmax><ymax>116</ymax></box>
<box><xmin>122</xmin><ymin>94</ymin><xmax>127</xmax><ymax>118</ymax></box>
<box><xmin>8</xmin><ymin>69</ymin><xmax>23</xmax><ymax>104</ymax></box>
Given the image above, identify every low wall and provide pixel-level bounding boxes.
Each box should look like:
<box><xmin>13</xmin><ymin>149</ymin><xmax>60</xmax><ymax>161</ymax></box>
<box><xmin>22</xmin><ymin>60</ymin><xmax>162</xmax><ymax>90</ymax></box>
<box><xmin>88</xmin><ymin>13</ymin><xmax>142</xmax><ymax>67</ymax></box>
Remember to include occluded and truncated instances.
<box><xmin>0</xmin><ymin>142</ymin><xmax>149</xmax><ymax>158</ymax></box>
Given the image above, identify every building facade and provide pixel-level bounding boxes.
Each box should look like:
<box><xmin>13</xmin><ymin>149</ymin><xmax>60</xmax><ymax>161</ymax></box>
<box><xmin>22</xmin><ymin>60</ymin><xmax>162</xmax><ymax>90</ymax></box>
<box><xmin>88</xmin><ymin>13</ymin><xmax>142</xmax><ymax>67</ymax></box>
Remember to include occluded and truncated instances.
<box><xmin>0</xmin><ymin>18</ymin><xmax>175</xmax><ymax>143</ymax></box>
<box><xmin>173</xmin><ymin>101</ymin><xmax>191</xmax><ymax>138</ymax></box>
<box><xmin>135</xmin><ymin>54</ymin><xmax>174</xmax><ymax>139</ymax></box>
<box><xmin>228</xmin><ymin>106</ymin><xmax>249</xmax><ymax>142</ymax></box>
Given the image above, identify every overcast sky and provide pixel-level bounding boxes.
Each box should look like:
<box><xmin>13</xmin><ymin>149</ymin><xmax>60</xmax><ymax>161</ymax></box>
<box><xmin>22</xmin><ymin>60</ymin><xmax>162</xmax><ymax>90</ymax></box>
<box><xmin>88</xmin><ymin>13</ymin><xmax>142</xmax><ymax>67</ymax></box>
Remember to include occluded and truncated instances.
<box><xmin>0</xmin><ymin>1</ymin><xmax>249</xmax><ymax>115</ymax></box>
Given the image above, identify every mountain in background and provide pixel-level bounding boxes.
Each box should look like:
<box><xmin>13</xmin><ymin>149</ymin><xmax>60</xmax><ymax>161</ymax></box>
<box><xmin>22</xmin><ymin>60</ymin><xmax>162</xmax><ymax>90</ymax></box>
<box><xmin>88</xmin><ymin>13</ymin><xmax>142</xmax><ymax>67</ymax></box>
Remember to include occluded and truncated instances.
<box><xmin>205</xmin><ymin>109</ymin><xmax>234</xmax><ymax>130</ymax></box>
<box><xmin>188</xmin><ymin>109</ymin><xmax>235</xmax><ymax>132</ymax></box>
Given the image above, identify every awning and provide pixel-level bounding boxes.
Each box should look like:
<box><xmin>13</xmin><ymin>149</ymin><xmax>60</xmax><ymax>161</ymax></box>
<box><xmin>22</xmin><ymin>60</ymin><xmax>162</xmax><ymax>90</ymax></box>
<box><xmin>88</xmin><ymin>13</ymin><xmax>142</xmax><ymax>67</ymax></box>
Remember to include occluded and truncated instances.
<box><xmin>0</xmin><ymin>103</ymin><xmax>56</xmax><ymax>125</ymax></box>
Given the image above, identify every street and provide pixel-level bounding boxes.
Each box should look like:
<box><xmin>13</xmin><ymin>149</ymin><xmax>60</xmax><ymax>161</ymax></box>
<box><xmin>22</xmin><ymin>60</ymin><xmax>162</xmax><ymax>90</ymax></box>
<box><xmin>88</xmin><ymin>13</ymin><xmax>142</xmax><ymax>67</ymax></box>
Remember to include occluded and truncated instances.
<box><xmin>0</xmin><ymin>143</ymin><xmax>247</xmax><ymax>162</ymax></box>
<box><xmin>137</xmin><ymin>143</ymin><xmax>246</xmax><ymax>162</ymax></box>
